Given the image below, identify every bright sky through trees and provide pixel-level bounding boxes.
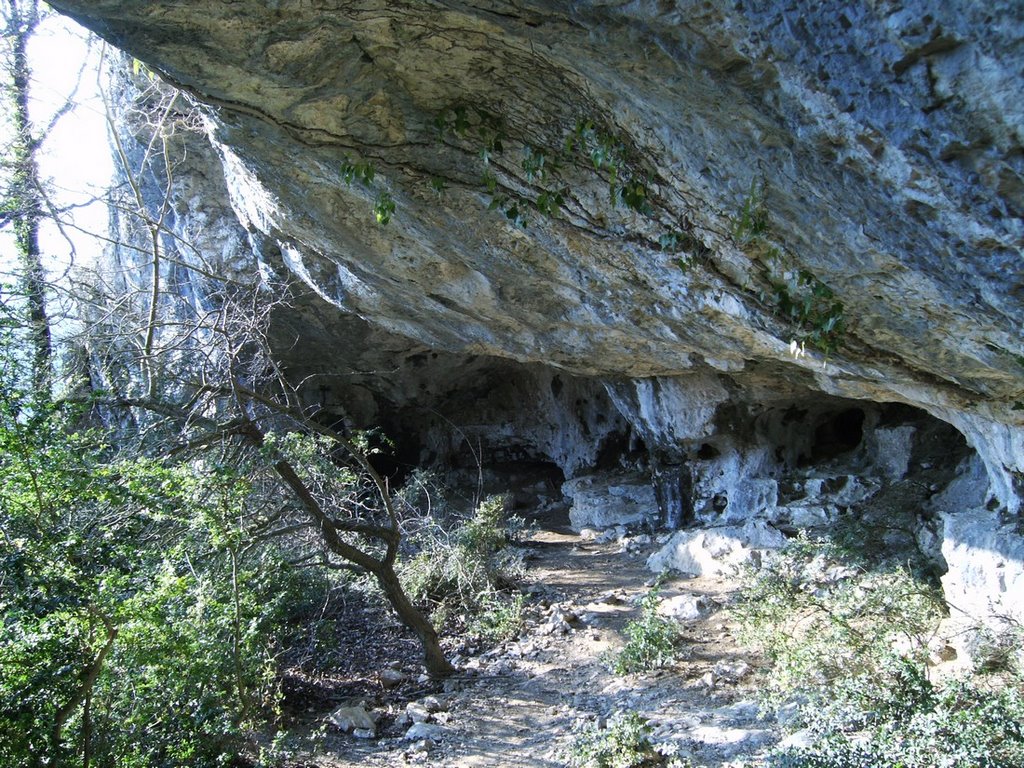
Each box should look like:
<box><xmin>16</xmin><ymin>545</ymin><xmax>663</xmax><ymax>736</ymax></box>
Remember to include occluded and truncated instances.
<box><xmin>2</xmin><ymin>10</ymin><xmax>110</xmax><ymax>280</ymax></box>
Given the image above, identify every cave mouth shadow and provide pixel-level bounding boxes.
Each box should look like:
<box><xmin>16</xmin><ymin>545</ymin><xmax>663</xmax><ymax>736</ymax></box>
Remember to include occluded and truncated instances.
<box><xmin>801</xmin><ymin>407</ymin><xmax>865</xmax><ymax>466</ymax></box>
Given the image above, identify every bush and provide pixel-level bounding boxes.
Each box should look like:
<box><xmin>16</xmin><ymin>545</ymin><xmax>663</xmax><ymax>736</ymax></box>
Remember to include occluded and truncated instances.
<box><xmin>611</xmin><ymin>588</ymin><xmax>680</xmax><ymax>675</ymax></box>
<box><xmin>973</xmin><ymin>620</ymin><xmax>1024</xmax><ymax>680</ymax></box>
<box><xmin>733</xmin><ymin>532</ymin><xmax>943</xmax><ymax>710</ymax></box>
<box><xmin>399</xmin><ymin>495</ymin><xmax>525</xmax><ymax>642</ymax></box>
<box><xmin>768</xmin><ymin>681</ymin><xmax>1024</xmax><ymax>768</ymax></box>
<box><xmin>567</xmin><ymin>711</ymin><xmax>676</xmax><ymax>768</ymax></box>
<box><xmin>733</xmin><ymin>533</ymin><xmax>1024</xmax><ymax>767</ymax></box>
<box><xmin>469</xmin><ymin>591</ymin><xmax>526</xmax><ymax>643</ymax></box>
<box><xmin>0</xmin><ymin>409</ymin><xmax>333</xmax><ymax>768</ymax></box>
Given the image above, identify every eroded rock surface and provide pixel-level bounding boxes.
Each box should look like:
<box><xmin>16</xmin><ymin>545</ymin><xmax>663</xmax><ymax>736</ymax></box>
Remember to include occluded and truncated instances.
<box><xmin>51</xmin><ymin>0</ymin><xmax>1024</xmax><ymax>512</ymax></box>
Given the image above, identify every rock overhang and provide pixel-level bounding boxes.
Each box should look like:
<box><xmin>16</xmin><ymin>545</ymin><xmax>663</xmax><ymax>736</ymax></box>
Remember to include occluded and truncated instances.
<box><xmin>49</xmin><ymin>0</ymin><xmax>1024</xmax><ymax>509</ymax></box>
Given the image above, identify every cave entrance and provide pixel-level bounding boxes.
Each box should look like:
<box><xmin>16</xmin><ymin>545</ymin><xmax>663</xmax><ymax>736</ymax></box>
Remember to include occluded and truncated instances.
<box><xmin>805</xmin><ymin>407</ymin><xmax>865</xmax><ymax>465</ymax></box>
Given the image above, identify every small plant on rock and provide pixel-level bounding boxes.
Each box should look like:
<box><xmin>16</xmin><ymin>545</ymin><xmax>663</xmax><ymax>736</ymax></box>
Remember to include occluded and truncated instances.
<box><xmin>567</xmin><ymin>711</ymin><xmax>680</xmax><ymax>768</ymax></box>
<box><xmin>770</xmin><ymin>269</ymin><xmax>846</xmax><ymax>356</ymax></box>
<box><xmin>611</xmin><ymin>587</ymin><xmax>680</xmax><ymax>675</ymax></box>
<box><xmin>733</xmin><ymin>177</ymin><xmax>770</xmax><ymax>244</ymax></box>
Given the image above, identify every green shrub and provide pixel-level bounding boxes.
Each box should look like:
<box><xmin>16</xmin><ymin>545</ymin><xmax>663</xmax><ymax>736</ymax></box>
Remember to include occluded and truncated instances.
<box><xmin>733</xmin><ymin>178</ymin><xmax>769</xmax><ymax>244</ymax></box>
<box><xmin>733</xmin><ymin>532</ymin><xmax>943</xmax><ymax>710</ymax></box>
<box><xmin>0</xmin><ymin>402</ymin><xmax>332</xmax><ymax>768</ymax></box>
<box><xmin>468</xmin><ymin>591</ymin><xmax>526</xmax><ymax>643</ymax></box>
<box><xmin>768</xmin><ymin>681</ymin><xmax>1024</xmax><ymax>768</ymax></box>
<box><xmin>973</xmin><ymin>621</ymin><xmax>1024</xmax><ymax>680</ymax></box>
<box><xmin>732</xmin><ymin>533</ymin><xmax>1024</xmax><ymax>768</ymax></box>
<box><xmin>567</xmin><ymin>711</ymin><xmax>675</xmax><ymax>768</ymax></box>
<box><xmin>399</xmin><ymin>495</ymin><xmax>525</xmax><ymax>641</ymax></box>
<box><xmin>611</xmin><ymin>588</ymin><xmax>680</xmax><ymax>675</ymax></box>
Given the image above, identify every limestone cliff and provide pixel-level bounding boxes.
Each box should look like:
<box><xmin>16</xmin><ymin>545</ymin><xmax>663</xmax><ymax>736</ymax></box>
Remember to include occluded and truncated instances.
<box><xmin>51</xmin><ymin>2</ymin><xmax>1021</xmax><ymax>505</ymax></box>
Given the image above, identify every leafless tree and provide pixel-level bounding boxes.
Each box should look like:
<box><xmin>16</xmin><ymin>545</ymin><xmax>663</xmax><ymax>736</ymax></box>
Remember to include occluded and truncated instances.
<box><xmin>68</xmin><ymin>62</ymin><xmax>457</xmax><ymax>678</ymax></box>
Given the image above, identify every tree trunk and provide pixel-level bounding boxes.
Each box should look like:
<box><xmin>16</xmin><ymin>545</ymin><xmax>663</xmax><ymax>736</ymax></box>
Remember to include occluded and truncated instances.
<box><xmin>375</xmin><ymin>566</ymin><xmax>456</xmax><ymax>679</ymax></box>
<box><xmin>51</xmin><ymin>616</ymin><xmax>116</xmax><ymax>767</ymax></box>
<box><xmin>241</xmin><ymin>422</ymin><xmax>457</xmax><ymax>678</ymax></box>
<box><xmin>5</xmin><ymin>0</ymin><xmax>51</xmax><ymax>392</ymax></box>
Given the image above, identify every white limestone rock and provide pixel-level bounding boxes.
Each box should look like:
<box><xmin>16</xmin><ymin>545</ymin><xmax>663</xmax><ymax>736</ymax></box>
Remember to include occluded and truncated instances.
<box><xmin>564</xmin><ymin>471</ymin><xmax>657</xmax><ymax>531</ymax></box>
<box><xmin>931</xmin><ymin>455</ymin><xmax>990</xmax><ymax>512</ymax></box>
<box><xmin>776</xmin><ymin>503</ymin><xmax>835</xmax><ymax>528</ymax></box>
<box><xmin>716</xmin><ymin>478</ymin><xmax>779</xmax><ymax>524</ymax></box>
<box><xmin>329</xmin><ymin>705</ymin><xmax>377</xmax><ymax>734</ymax></box>
<box><xmin>404</xmin><ymin>722</ymin><xmax>446</xmax><ymax>742</ymax></box>
<box><xmin>939</xmin><ymin>508</ymin><xmax>1024</xmax><ymax>652</ymax></box>
<box><xmin>869</xmin><ymin>426</ymin><xmax>916</xmax><ymax>481</ymax></box>
<box><xmin>658</xmin><ymin>593</ymin><xmax>716</xmax><ymax>621</ymax></box>
<box><xmin>647</xmin><ymin>519</ymin><xmax>786</xmax><ymax>577</ymax></box>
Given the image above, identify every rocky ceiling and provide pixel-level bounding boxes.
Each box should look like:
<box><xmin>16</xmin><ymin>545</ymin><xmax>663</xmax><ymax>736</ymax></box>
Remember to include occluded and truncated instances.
<box><xmin>50</xmin><ymin>0</ymin><xmax>1023</xmax><ymax>509</ymax></box>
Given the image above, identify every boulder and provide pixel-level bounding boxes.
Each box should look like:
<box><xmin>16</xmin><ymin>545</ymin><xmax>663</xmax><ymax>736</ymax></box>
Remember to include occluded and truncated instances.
<box><xmin>329</xmin><ymin>705</ymin><xmax>377</xmax><ymax>734</ymax></box>
<box><xmin>647</xmin><ymin>520</ymin><xmax>786</xmax><ymax>577</ymax></box>
<box><xmin>404</xmin><ymin>722</ymin><xmax>447</xmax><ymax>742</ymax></box>
<box><xmin>379</xmin><ymin>668</ymin><xmax>407</xmax><ymax>689</ymax></box>
<box><xmin>564</xmin><ymin>472</ymin><xmax>657</xmax><ymax>531</ymax></box>
<box><xmin>405</xmin><ymin>701</ymin><xmax>432</xmax><ymax>724</ymax></box>
<box><xmin>714</xmin><ymin>479</ymin><xmax>779</xmax><ymax>525</ymax></box>
<box><xmin>658</xmin><ymin>593</ymin><xmax>717</xmax><ymax>621</ymax></box>
<box><xmin>939</xmin><ymin>508</ymin><xmax>1024</xmax><ymax>659</ymax></box>
<box><xmin>869</xmin><ymin>426</ymin><xmax>917</xmax><ymax>482</ymax></box>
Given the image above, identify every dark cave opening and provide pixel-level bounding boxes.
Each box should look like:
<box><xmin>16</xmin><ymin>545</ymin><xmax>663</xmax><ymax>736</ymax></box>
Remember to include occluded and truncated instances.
<box><xmin>805</xmin><ymin>407</ymin><xmax>866</xmax><ymax>465</ymax></box>
<box><xmin>697</xmin><ymin>442</ymin><xmax>720</xmax><ymax>460</ymax></box>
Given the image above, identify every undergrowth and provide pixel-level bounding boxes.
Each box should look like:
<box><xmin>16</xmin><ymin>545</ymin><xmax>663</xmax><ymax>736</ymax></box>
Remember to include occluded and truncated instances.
<box><xmin>734</xmin><ymin>532</ymin><xmax>943</xmax><ymax>709</ymax></box>
<box><xmin>399</xmin><ymin>492</ymin><xmax>527</xmax><ymax>644</ymax></box>
<box><xmin>767</xmin><ymin>678</ymin><xmax>1024</xmax><ymax>768</ymax></box>
<box><xmin>566</xmin><ymin>711</ymin><xmax>687</xmax><ymax>768</ymax></box>
<box><xmin>734</xmin><ymin>532</ymin><xmax>1024</xmax><ymax>767</ymax></box>
<box><xmin>611</xmin><ymin>587</ymin><xmax>681</xmax><ymax>675</ymax></box>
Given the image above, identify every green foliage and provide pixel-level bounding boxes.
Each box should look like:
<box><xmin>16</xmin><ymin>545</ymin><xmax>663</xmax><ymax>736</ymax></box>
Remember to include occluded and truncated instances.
<box><xmin>340</xmin><ymin>155</ymin><xmax>375</xmax><ymax>186</ymax></box>
<box><xmin>972</xmin><ymin>620</ymin><xmax>1024</xmax><ymax>679</ymax></box>
<box><xmin>767</xmin><ymin>680</ymin><xmax>1024</xmax><ymax>768</ymax></box>
<box><xmin>567</xmin><ymin>711</ymin><xmax>677</xmax><ymax>768</ymax></box>
<box><xmin>732</xmin><ymin>180</ymin><xmax>845</xmax><ymax>355</ymax></box>
<box><xmin>523</xmin><ymin>144</ymin><xmax>557</xmax><ymax>182</ymax></box>
<box><xmin>434</xmin><ymin>105</ymin><xmax>470</xmax><ymax>137</ymax></box>
<box><xmin>535</xmin><ymin>187</ymin><xmax>567</xmax><ymax>218</ymax></box>
<box><xmin>399</xmin><ymin>495</ymin><xmax>525</xmax><ymax>642</ymax></box>
<box><xmin>566</xmin><ymin>118</ymin><xmax>653</xmax><ymax>216</ymax></box>
<box><xmin>733</xmin><ymin>178</ymin><xmax>769</xmax><ymax>243</ymax></box>
<box><xmin>468</xmin><ymin>591</ymin><xmax>526</xmax><ymax>644</ymax></box>
<box><xmin>734</xmin><ymin>532</ymin><xmax>943</xmax><ymax>711</ymax></box>
<box><xmin>770</xmin><ymin>269</ymin><xmax>846</xmax><ymax>356</ymax></box>
<box><xmin>611</xmin><ymin>588</ymin><xmax>680</xmax><ymax>675</ymax></box>
<box><xmin>0</xmin><ymin>373</ymin><xmax>330</xmax><ymax>766</ymax></box>
<box><xmin>340</xmin><ymin>154</ymin><xmax>395</xmax><ymax>225</ymax></box>
<box><xmin>373</xmin><ymin>190</ymin><xmax>396</xmax><ymax>225</ymax></box>
<box><xmin>435</xmin><ymin>104</ymin><xmax>505</xmax><ymax>159</ymax></box>
<box><xmin>432</xmin><ymin>106</ymin><xmax>699</xmax><ymax>254</ymax></box>
<box><xmin>617</xmin><ymin>178</ymin><xmax>654</xmax><ymax>216</ymax></box>
<box><xmin>729</xmin><ymin>533</ymin><xmax>1018</xmax><ymax>768</ymax></box>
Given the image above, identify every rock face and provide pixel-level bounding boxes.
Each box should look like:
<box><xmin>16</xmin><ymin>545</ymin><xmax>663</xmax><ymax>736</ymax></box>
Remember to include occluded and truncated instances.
<box><xmin>564</xmin><ymin>471</ymin><xmax>657</xmax><ymax>531</ymax></box>
<box><xmin>941</xmin><ymin>509</ymin><xmax>1024</xmax><ymax>639</ymax></box>
<box><xmin>52</xmin><ymin>1</ymin><xmax>1023</xmax><ymax>642</ymax></box>
<box><xmin>50</xmin><ymin>0</ymin><xmax>1024</xmax><ymax>513</ymax></box>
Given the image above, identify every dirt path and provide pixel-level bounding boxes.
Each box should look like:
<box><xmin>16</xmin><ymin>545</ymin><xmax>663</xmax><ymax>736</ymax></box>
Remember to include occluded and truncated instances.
<box><xmin>297</xmin><ymin>524</ymin><xmax>777</xmax><ymax>767</ymax></box>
